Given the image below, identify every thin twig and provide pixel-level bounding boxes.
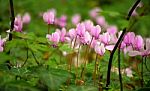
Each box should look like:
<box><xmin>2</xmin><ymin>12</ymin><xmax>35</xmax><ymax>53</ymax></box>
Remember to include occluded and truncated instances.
<box><xmin>21</xmin><ymin>48</ymin><xmax>29</xmax><ymax>67</ymax></box>
<box><xmin>6</xmin><ymin>0</ymin><xmax>15</xmax><ymax>70</ymax></box>
<box><xmin>106</xmin><ymin>0</ymin><xmax>141</xmax><ymax>89</ymax></box>
<box><xmin>9</xmin><ymin>0</ymin><xmax>15</xmax><ymax>41</ymax></box>
<box><xmin>30</xmin><ymin>50</ymin><xmax>40</xmax><ymax>65</ymax></box>
<box><xmin>22</xmin><ymin>40</ymin><xmax>29</xmax><ymax>67</ymax></box>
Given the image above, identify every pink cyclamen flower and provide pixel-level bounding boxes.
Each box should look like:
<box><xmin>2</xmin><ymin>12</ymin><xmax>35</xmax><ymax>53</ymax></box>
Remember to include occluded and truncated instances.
<box><xmin>133</xmin><ymin>35</ymin><xmax>143</xmax><ymax>51</ymax></box>
<box><xmin>89</xmin><ymin>7</ymin><xmax>101</xmax><ymax>18</ymax></box>
<box><xmin>71</xmin><ymin>14</ymin><xmax>81</xmax><ymax>25</ymax></box>
<box><xmin>46</xmin><ymin>32</ymin><xmax>60</xmax><ymax>44</ymax></box>
<box><xmin>76</xmin><ymin>23</ymin><xmax>85</xmax><ymax>37</ymax></box>
<box><xmin>14</xmin><ymin>15</ymin><xmax>23</xmax><ymax>32</ymax></box>
<box><xmin>43</xmin><ymin>10</ymin><xmax>55</xmax><ymax>24</ymax></box>
<box><xmin>99</xmin><ymin>32</ymin><xmax>111</xmax><ymax>45</ymax></box>
<box><xmin>94</xmin><ymin>43</ymin><xmax>105</xmax><ymax>56</ymax></box>
<box><xmin>56</xmin><ymin>28</ymin><xmax>66</xmax><ymax>42</ymax></box>
<box><xmin>107</xmin><ymin>25</ymin><xmax>118</xmax><ymax>35</ymax></box>
<box><xmin>0</xmin><ymin>36</ymin><xmax>5</xmax><ymax>52</ymax></box>
<box><xmin>22</xmin><ymin>13</ymin><xmax>31</xmax><ymax>24</ymax></box>
<box><xmin>123</xmin><ymin>32</ymin><xmax>135</xmax><ymax>46</ymax></box>
<box><xmin>90</xmin><ymin>38</ymin><xmax>99</xmax><ymax>48</ymax></box>
<box><xmin>79</xmin><ymin>31</ymin><xmax>92</xmax><ymax>45</ymax></box>
<box><xmin>90</xmin><ymin>25</ymin><xmax>101</xmax><ymax>39</ymax></box>
<box><xmin>96</xmin><ymin>16</ymin><xmax>107</xmax><ymax>27</ymax></box>
<box><xmin>128</xmin><ymin>38</ymin><xmax>150</xmax><ymax>57</ymax></box>
<box><xmin>57</xmin><ymin>15</ymin><xmax>67</xmax><ymax>28</ymax></box>
<box><xmin>68</xmin><ymin>28</ymin><xmax>76</xmax><ymax>40</ymax></box>
<box><xmin>125</xmin><ymin>68</ymin><xmax>133</xmax><ymax>77</ymax></box>
<box><xmin>84</xmin><ymin>20</ymin><xmax>94</xmax><ymax>32</ymax></box>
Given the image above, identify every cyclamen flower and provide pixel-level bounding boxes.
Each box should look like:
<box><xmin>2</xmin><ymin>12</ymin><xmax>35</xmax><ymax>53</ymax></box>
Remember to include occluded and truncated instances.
<box><xmin>90</xmin><ymin>25</ymin><xmax>101</xmax><ymax>39</ymax></box>
<box><xmin>43</xmin><ymin>10</ymin><xmax>55</xmax><ymax>24</ymax></box>
<box><xmin>89</xmin><ymin>7</ymin><xmax>101</xmax><ymax>18</ymax></box>
<box><xmin>123</xmin><ymin>32</ymin><xmax>135</xmax><ymax>46</ymax></box>
<box><xmin>14</xmin><ymin>15</ymin><xmax>23</xmax><ymax>32</ymax></box>
<box><xmin>22</xmin><ymin>13</ymin><xmax>31</xmax><ymax>24</ymax></box>
<box><xmin>56</xmin><ymin>15</ymin><xmax>67</xmax><ymax>28</ymax></box>
<box><xmin>46</xmin><ymin>32</ymin><xmax>60</xmax><ymax>44</ymax></box>
<box><xmin>128</xmin><ymin>38</ymin><xmax>150</xmax><ymax>57</ymax></box>
<box><xmin>125</xmin><ymin>68</ymin><xmax>133</xmax><ymax>77</ymax></box>
<box><xmin>107</xmin><ymin>25</ymin><xmax>118</xmax><ymax>35</ymax></box>
<box><xmin>56</xmin><ymin>28</ymin><xmax>66</xmax><ymax>42</ymax></box>
<box><xmin>94</xmin><ymin>43</ymin><xmax>105</xmax><ymax>56</ymax></box>
<box><xmin>99</xmin><ymin>32</ymin><xmax>111</xmax><ymax>45</ymax></box>
<box><xmin>96</xmin><ymin>16</ymin><xmax>107</xmax><ymax>27</ymax></box>
<box><xmin>68</xmin><ymin>28</ymin><xmax>76</xmax><ymax>40</ymax></box>
<box><xmin>133</xmin><ymin>35</ymin><xmax>143</xmax><ymax>51</ymax></box>
<box><xmin>76</xmin><ymin>23</ymin><xmax>85</xmax><ymax>37</ymax></box>
<box><xmin>79</xmin><ymin>31</ymin><xmax>92</xmax><ymax>45</ymax></box>
<box><xmin>71</xmin><ymin>14</ymin><xmax>81</xmax><ymax>25</ymax></box>
<box><xmin>0</xmin><ymin>36</ymin><xmax>5</xmax><ymax>52</ymax></box>
<box><xmin>90</xmin><ymin>38</ymin><xmax>99</xmax><ymax>48</ymax></box>
<box><xmin>84</xmin><ymin>20</ymin><xmax>94</xmax><ymax>32</ymax></box>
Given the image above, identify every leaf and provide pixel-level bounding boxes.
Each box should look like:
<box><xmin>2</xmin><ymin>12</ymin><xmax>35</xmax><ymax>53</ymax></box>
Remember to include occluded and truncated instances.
<box><xmin>39</xmin><ymin>68</ymin><xmax>71</xmax><ymax>90</ymax></box>
<box><xmin>0</xmin><ymin>52</ymin><xmax>13</xmax><ymax>64</ymax></box>
<box><xmin>1</xmin><ymin>80</ymin><xmax>40</xmax><ymax>91</ymax></box>
<box><xmin>13</xmin><ymin>32</ymin><xmax>36</xmax><ymax>40</ymax></box>
<box><xmin>101</xmin><ymin>10</ymin><xmax>121</xmax><ymax>17</ymax></box>
<box><xmin>5</xmin><ymin>39</ymin><xmax>26</xmax><ymax>52</ymax></box>
<box><xmin>59</xmin><ymin>44</ymin><xmax>73</xmax><ymax>53</ymax></box>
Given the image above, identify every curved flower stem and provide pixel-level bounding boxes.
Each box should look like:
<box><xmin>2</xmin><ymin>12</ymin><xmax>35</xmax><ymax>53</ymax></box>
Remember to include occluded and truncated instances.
<box><xmin>118</xmin><ymin>46</ymin><xmax>123</xmax><ymax>91</ymax></box>
<box><xmin>48</xmin><ymin>24</ymin><xmax>50</xmax><ymax>34</ymax></box>
<box><xmin>105</xmin><ymin>0</ymin><xmax>141</xmax><ymax>89</ymax></box>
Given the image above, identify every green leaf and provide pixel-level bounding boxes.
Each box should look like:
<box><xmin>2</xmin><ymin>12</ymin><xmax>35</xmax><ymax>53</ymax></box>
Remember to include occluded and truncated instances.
<box><xmin>39</xmin><ymin>68</ymin><xmax>71</xmax><ymax>90</ymax></box>
<box><xmin>101</xmin><ymin>10</ymin><xmax>121</xmax><ymax>17</ymax></box>
<box><xmin>0</xmin><ymin>52</ymin><xmax>13</xmax><ymax>63</ymax></box>
<box><xmin>1</xmin><ymin>80</ymin><xmax>40</xmax><ymax>91</ymax></box>
<box><xmin>59</xmin><ymin>44</ymin><xmax>73</xmax><ymax>53</ymax></box>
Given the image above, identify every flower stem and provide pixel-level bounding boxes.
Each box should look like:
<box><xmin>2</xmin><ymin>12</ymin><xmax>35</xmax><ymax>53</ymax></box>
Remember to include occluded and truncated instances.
<box><xmin>48</xmin><ymin>24</ymin><xmax>50</xmax><ymax>34</ymax></box>
<box><xmin>80</xmin><ymin>37</ymin><xmax>93</xmax><ymax>80</ymax></box>
<box><xmin>93</xmin><ymin>53</ymin><xmax>98</xmax><ymax>85</ymax></box>
<box><xmin>75</xmin><ymin>44</ymin><xmax>81</xmax><ymax>82</ymax></box>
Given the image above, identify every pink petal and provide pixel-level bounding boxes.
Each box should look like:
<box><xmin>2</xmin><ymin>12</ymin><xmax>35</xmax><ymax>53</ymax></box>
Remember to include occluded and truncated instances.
<box><xmin>128</xmin><ymin>51</ymin><xmax>141</xmax><ymax>56</ymax></box>
<box><xmin>105</xmin><ymin>45</ymin><xmax>115</xmax><ymax>51</ymax></box>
